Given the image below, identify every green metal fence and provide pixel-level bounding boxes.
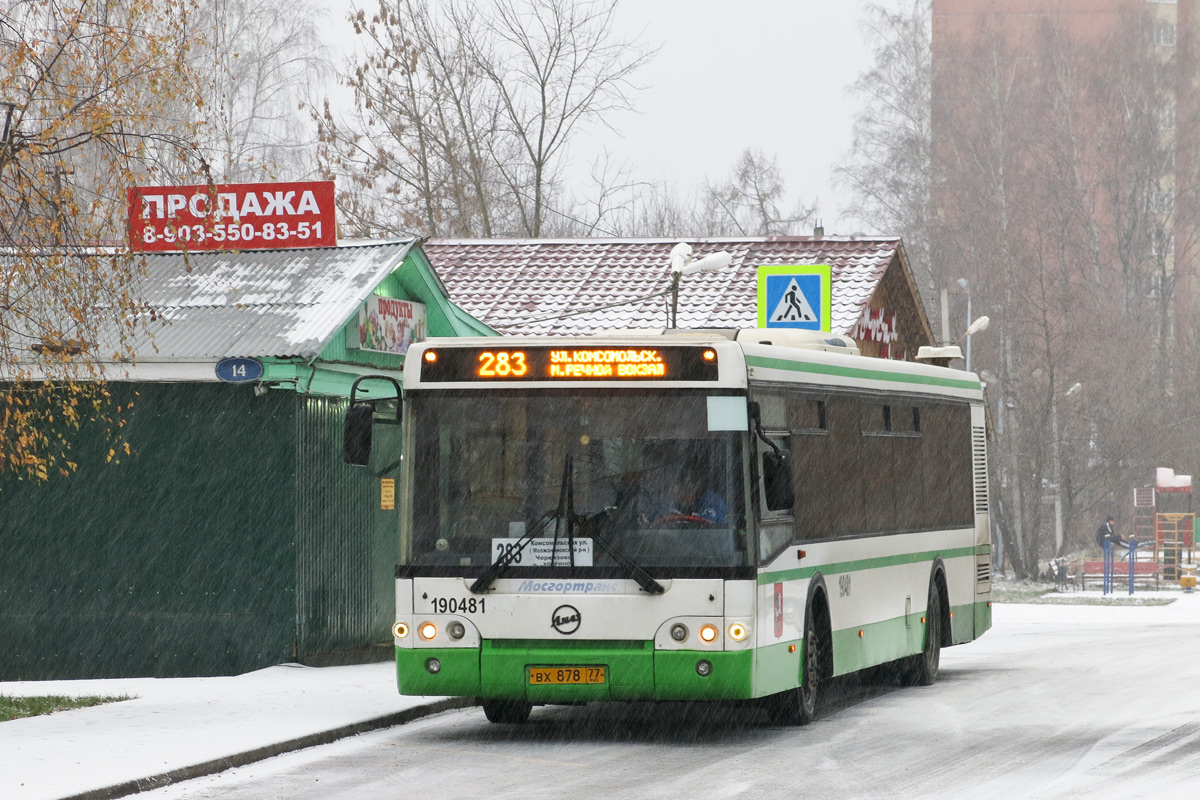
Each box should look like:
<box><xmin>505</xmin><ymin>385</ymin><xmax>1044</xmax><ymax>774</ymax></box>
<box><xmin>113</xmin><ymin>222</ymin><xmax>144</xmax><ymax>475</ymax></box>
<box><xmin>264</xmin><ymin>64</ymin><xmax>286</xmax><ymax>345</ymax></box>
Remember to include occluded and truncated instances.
<box><xmin>0</xmin><ymin>382</ymin><xmax>394</xmax><ymax>679</ymax></box>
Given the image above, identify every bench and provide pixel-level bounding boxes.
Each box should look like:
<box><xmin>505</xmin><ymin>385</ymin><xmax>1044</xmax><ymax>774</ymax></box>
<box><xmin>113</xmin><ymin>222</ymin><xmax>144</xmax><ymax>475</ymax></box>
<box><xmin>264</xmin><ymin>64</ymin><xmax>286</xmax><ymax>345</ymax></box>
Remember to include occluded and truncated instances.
<box><xmin>1076</xmin><ymin>560</ymin><xmax>1160</xmax><ymax>590</ymax></box>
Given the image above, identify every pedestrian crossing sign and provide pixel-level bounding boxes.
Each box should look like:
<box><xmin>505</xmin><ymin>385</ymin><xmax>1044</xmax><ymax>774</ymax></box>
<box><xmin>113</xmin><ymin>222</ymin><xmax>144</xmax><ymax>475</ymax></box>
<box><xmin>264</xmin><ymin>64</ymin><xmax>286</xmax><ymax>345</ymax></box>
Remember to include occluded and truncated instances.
<box><xmin>757</xmin><ymin>265</ymin><xmax>832</xmax><ymax>331</ymax></box>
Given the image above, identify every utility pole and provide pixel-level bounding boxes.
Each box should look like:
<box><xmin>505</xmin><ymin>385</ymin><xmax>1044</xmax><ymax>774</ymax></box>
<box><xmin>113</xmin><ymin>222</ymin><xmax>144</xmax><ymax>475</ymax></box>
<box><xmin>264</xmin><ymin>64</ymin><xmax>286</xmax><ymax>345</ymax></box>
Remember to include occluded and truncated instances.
<box><xmin>1002</xmin><ymin>326</ymin><xmax>1025</xmax><ymax>575</ymax></box>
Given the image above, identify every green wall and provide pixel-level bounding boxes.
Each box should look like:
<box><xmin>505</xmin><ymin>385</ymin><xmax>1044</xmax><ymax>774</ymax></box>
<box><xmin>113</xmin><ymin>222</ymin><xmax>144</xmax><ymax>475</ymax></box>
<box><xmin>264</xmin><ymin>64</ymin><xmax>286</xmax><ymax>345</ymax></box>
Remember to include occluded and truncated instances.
<box><xmin>294</xmin><ymin>396</ymin><xmax>400</xmax><ymax>658</ymax></box>
<box><xmin>0</xmin><ymin>382</ymin><xmax>390</xmax><ymax>679</ymax></box>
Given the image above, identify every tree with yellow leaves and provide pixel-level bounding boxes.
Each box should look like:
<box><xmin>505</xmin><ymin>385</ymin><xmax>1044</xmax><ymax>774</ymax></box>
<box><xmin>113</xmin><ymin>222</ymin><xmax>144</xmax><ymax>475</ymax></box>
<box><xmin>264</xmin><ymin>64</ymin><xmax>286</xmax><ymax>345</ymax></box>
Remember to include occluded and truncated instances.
<box><xmin>0</xmin><ymin>0</ymin><xmax>201</xmax><ymax>480</ymax></box>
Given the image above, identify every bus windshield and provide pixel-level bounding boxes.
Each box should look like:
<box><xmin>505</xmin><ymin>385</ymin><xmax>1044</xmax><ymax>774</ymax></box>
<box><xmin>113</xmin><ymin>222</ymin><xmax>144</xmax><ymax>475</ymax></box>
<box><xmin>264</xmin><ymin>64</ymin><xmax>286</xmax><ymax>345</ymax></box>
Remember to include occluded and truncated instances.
<box><xmin>408</xmin><ymin>390</ymin><xmax>748</xmax><ymax>571</ymax></box>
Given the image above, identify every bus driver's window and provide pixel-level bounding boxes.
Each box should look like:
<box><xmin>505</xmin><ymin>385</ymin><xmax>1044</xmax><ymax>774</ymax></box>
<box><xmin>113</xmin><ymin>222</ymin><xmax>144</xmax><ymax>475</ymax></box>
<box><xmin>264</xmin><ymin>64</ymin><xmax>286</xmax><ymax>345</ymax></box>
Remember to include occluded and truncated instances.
<box><xmin>663</xmin><ymin>462</ymin><xmax>727</xmax><ymax>523</ymax></box>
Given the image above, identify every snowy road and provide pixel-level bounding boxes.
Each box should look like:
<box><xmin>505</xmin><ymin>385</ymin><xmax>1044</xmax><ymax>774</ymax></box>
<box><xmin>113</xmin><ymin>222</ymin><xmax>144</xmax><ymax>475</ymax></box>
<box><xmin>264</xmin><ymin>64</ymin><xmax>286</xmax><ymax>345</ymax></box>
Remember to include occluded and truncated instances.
<box><xmin>147</xmin><ymin>599</ymin><xmax>1200</xmax><ymax>800</ymax></box>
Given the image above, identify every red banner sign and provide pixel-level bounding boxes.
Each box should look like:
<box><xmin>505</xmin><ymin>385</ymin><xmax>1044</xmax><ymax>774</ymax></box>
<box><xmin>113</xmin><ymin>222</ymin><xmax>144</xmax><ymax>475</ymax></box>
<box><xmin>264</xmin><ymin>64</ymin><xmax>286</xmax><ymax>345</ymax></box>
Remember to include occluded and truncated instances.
<box><xmin>128</xmin><ymin>181</ymin><xmax>337</xmax><ymax>252</ymax></box>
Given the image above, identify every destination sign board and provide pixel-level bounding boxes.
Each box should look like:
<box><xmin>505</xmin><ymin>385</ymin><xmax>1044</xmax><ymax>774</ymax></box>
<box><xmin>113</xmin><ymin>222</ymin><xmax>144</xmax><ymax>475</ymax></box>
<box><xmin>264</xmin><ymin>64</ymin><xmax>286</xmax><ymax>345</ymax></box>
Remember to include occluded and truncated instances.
<box><xmin>418</xmin><ymin>346</ymin><xmax>720</xmax><ymax>382</ymax></box>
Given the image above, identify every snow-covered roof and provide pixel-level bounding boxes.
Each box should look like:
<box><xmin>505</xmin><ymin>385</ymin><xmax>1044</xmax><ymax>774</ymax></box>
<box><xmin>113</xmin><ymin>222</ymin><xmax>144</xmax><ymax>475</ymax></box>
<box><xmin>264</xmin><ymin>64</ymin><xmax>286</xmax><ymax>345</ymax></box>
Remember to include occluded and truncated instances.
<box><xmin>133</xmin><ymin>239</ymin><xmax>418</xmax><ymax>362</ymax></box>
<box><xmin>8</xmin><ymin>239</ymin><xmax>418</xmax><ymax>366</ymax></box>
<box><xmin>423</xmin><ymin>236</ymin><xmax>908</xmax><ymax>337</ymax></box>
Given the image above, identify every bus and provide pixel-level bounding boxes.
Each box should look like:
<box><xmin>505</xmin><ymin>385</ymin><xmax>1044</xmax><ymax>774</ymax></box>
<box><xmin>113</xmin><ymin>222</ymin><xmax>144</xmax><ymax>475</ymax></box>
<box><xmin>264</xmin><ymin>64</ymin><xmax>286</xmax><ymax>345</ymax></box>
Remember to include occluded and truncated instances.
<box><xmin>344</xmin><ymin>328</ymin><xmax>992</xmax><ymax>724</ymax></box>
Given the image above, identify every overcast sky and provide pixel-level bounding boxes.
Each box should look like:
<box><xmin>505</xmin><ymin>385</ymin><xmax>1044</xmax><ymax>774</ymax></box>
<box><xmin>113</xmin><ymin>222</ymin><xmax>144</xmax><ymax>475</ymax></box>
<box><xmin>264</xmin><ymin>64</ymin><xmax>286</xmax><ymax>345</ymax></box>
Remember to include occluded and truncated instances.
<box><xmin>326</xmin><ymin>0</ymin><xmax>897</xmax><ymax>234</ymax></box>
<box><xmin>566</xmin><ymin>0</ymin><xmax>898</xmax><ymax>234</ymax></box>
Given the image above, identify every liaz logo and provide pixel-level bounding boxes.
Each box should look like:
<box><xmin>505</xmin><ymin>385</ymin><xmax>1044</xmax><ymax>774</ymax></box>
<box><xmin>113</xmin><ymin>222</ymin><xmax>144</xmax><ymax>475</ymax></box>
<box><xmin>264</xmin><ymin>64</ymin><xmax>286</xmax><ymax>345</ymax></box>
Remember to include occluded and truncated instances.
<box><xmin>551</xmin><ymin>604</ymin><xmax>581</xmax><ymax>635</ymax></box>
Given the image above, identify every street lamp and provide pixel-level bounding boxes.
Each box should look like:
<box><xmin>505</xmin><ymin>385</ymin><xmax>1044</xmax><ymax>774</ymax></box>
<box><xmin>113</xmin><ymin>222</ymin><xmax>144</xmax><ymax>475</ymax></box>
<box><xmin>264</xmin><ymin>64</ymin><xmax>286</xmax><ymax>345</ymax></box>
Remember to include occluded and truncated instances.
<box><xmin>667</xmin><ymin>242</ymin><xmax>732</xmax><ymax>328</ymax></box>
<box><xmin>943</xmin><ymin>278</ymin><xmax>988</xmax><ymax>371</ymax></box>
<box><xmin>1051</xmin><ymin>382</ymin><xmax>1084</xmax><ymax>554</ymax></box>
<box><xmin>942</xmin><ymin>315</ymin><xmax>989</xmax><ymax>370</ymax></box>
<box><xmin>955</xmin><ymin>278</ymin><xmax>975</xmax><ymax>371</ymax></box>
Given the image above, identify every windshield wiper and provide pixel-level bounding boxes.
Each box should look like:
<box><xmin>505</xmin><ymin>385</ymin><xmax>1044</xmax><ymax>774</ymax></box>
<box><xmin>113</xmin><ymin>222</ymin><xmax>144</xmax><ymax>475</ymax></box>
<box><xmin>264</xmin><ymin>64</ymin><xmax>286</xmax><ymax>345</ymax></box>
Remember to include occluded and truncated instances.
<box><xmin>562</xmin><ymin>456</ymin><xmax>663</xmax><ymax>594</ymax></box>
<box><xmin>468</xmin><ymin>510</ymin><xmax>554</xmax><ymax>594</ymax></box>
<box><xmin>589</xmin><ymin>522</ymin><xmax>665</xmax><ymax>595</ymax></box>
<box><xmin>550</xmin><ymin>453</ymin><xmax>577</xmax><ymax>570</ymax></box>
<box><xmin>471</xmin><ymin>454</ymin><xmax>575</xmax><ymax>594</ymax></box>
<box><xmin>578</xmin><ymin>497</ymin><xmax>664</xmax><ymax>595</ymax></box>
<box><xmin>471</xmin><ymin>453</ymin><xmax>665</xmax><ymax>595</ymax></box>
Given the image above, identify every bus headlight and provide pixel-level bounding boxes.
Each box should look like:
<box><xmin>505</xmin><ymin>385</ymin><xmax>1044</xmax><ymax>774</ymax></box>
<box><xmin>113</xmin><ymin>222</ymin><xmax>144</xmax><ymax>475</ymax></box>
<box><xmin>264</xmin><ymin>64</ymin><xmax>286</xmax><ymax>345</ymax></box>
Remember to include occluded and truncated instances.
<box><xmin>392</xmin><ymin>621</ymin><xmax>410</xmax><ymax>639</ymax></box>
<box><xmin>419</xmin><ymin>622</ymin><xmax>438</xmax><ymax>640</ymax></box>
<box><xmin>728</xmin><ymin>622</ymin><xmax>748</xmax><ymax>641</ymax></box>
<box><xmin>699</xmin><ymin>624</ymin><xmax>719</xmax><ymax>643</ymax></box>
<box><xmin>670</xmin><ymin>623</ymin><xmax>688</xmax><ymax>642</ymax></box>
<box><xmin>447</xmin><ymin>621</ymin><xmax>466</xmax><ymax>640</ymax></box>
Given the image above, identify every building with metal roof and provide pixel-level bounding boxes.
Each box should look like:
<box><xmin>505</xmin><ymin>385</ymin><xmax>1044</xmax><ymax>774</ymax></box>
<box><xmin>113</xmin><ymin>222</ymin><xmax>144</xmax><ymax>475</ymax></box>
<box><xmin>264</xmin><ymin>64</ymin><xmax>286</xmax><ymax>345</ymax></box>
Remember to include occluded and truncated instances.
<box><xmin>423</xmin><ymin>236</ymin><xmax>935</xmax><ymax>360</ymax></box>
<box><xmin>10</xmin><ymin>238</ymin><xmax>491</xmax><ymax>389</ymax></box>
<box><xmin>0</xmin><ymin>240</ymin><xmax>493</xmax><ymax>679</ymax></box>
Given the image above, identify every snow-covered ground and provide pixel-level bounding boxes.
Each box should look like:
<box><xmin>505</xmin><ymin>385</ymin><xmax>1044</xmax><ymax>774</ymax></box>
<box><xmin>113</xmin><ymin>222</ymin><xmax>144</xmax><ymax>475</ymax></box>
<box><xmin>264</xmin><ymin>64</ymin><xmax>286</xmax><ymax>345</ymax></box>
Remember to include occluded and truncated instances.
<box><xmin>3</xmin><ymin>591</ymin><xmax>1198</xmax><ymax>800</ymax></box>
<box><xmin>0</xmin><ymin>661</ymin><xmax>454</xmax><ymax>800</ymax></box>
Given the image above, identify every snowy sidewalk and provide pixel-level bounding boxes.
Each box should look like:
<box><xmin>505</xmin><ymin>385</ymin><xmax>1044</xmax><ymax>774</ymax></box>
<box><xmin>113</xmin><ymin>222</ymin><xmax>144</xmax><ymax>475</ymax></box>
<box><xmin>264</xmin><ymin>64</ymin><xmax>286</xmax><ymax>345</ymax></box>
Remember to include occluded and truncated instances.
<box><xmin>0</xmin><ymin>661</ymin><xmax>464</xmax><ymax>800</ymax></box>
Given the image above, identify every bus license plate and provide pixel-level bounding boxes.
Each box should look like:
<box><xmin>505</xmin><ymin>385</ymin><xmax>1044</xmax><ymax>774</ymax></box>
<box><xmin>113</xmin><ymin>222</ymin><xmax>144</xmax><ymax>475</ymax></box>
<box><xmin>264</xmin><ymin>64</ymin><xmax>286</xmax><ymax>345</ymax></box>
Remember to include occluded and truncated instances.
<box><xmin>528</xmin><ymin>666</ymin><xmax>606</xmax><ymax>685</ymax></box>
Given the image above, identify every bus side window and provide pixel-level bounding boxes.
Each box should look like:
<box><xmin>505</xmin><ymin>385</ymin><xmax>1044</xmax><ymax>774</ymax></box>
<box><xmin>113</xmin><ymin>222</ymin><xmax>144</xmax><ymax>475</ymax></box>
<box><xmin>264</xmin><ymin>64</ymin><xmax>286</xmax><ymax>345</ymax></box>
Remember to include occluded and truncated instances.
<box><xmin>758</xmin><ymin>434</ymin><xmax>794</xmax><ymax>562</ymax></box>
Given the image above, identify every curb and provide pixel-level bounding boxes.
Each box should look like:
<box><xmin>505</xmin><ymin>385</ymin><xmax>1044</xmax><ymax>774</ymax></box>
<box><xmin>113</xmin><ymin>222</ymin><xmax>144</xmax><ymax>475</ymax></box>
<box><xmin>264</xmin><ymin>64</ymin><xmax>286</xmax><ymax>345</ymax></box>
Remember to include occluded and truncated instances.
<box><xmin>59</xmin><ymin>697</ymin><xmax>478</xmax><ymax>800</ymax></box>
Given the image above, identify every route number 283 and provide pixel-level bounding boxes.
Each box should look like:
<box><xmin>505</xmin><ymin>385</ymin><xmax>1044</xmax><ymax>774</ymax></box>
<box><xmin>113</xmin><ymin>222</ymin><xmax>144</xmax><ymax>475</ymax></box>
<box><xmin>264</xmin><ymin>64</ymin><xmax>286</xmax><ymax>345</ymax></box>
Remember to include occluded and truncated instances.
<box><xmin>477</xmin><ymin>351</ymin><xmax>528</xmax><ymax>377</ymax></box>
<box><xmin>493</xmin><ymin>542</ymin><xmax>524</xmax><ymax>563</ymax></box>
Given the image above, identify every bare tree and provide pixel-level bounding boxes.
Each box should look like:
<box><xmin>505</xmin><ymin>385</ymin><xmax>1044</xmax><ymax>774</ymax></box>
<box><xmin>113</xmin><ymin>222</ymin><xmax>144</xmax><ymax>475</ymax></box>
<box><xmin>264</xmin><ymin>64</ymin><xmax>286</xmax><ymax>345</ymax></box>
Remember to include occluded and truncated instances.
<box><xmin>838</xmin><ymin>1</ymin><xmax>933</xmax><ymax>289</ymax></box>
<box><xmin>468</xmin><ymin>0</ymin><xmax>652</xmax><ymax>236</ymax></box>
<box><xmin>191</xmin><ymin>0</ymin><xmax>330</xmax><ymax>181</ymax></box>
<box><xmin>547</xmin><ymin>153</ymin><xmax>655</xmax><ymax>236</ymax></box>
<box><xmin>697</xmin><ymin>149</ymin><xmax>816</xmax><ymax>237</ymax></box>
<box><xmin>0</xmin><ymin>0</ymin><xmax>201</xmax><ymax>480</ymax></box>
<box><xmin>917</xmin><ymin>6</ymin><xmax>1197</xmax><ymax>576</ymax></box>
<box><xmin>1088</xmin><ymin>10</ymin><xmax>1194</xmax><ymax>393</ymax></box>
<box><xmin>320</xmin><ymin>0</ymin><xmax>652</xmax><ymax>238</ymax></box>
<box><xmin>318</xmin><ymin>0</ymin><xmax>497</xmax><ymax>237</ymax></box>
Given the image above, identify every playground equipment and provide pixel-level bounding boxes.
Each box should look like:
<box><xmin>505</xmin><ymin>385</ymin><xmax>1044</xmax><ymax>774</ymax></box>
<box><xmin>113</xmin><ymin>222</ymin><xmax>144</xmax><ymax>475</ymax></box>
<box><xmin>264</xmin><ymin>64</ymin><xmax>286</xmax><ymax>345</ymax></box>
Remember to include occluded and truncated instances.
<box><xmin>1113</xmin><ymin>469</ymin><xmax>1196</xmax><ymax>594</ymax></box>
<box><xmin>1181</xmin><ymin>564</ymin><xmax>1197</xmax><ymax>593</ymax></box>
<box><xmin>1153</xmin><ymin>468</ymin><xmax>1195</xmax><ymax>581</ymax></box>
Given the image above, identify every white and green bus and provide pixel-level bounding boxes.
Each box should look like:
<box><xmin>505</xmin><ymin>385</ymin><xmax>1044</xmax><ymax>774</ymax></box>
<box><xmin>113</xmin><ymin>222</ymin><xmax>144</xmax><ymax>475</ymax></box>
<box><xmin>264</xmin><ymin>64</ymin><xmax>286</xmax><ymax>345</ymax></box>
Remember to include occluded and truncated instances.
<box><xmin>345</xmin><ymin>329</ymin><xmax>992</xmax><ymax>724</ymax></box>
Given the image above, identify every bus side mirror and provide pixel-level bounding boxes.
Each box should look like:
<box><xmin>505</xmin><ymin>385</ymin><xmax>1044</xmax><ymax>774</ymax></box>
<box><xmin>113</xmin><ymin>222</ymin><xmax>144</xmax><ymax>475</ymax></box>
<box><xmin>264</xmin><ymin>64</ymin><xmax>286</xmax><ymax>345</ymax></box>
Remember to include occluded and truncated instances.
<box><xmin>762</xmin><ymin>450</ymin><xmax>795</xmax><ymax>511</ymax></box>
<box><xmin>343</xmin><ymin>375</ymin><xmax>402</xmax><ymax>467</ymax></box>
<box><xmin>343</xmin><ymin>402</ymin><xmax>375</xmax><ymax>466</ymax></box>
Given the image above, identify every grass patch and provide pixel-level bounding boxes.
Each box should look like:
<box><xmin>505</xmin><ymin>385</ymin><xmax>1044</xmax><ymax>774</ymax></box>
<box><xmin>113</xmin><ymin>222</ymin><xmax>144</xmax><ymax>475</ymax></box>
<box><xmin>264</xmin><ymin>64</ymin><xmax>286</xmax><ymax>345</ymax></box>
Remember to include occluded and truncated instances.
<box><xmin>991</xmin><ymin>582</ymin><xmax>1175</xmax><ymax>606</ymax></box>
<box><xmin>0</xmin><ymin>694</ymin><xmax>132</xmax><ymax>722</ymax></box>
<box><xmin>990</xmin><ymin>582</ymin><xmax>1053</xmax><ymax>605</ymax></box>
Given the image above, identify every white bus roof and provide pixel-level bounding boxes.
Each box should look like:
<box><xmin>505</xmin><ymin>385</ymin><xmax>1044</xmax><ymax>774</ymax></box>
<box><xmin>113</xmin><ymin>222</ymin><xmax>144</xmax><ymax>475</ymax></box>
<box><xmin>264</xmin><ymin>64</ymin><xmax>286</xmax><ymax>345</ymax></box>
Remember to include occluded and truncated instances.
<box><xmin>403</xmin><ymin>330</ymin><xmax>983</xmax><ymax>401</ymax></box>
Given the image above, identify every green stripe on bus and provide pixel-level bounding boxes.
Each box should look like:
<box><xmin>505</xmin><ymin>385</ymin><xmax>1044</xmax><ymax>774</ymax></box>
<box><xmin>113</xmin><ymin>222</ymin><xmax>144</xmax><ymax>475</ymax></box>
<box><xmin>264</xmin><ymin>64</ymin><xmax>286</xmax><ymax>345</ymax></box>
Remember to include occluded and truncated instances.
<box><xmin>827</xmin><ymin>601</ymin><xmax>982</xmax><ymax>674</ymax></box>
<box><xmin>757</xmin><ymin>546</ymin><xmax>979</xmax><ymax>584</ymax></box>
<box><xmin>745</xmin><ymin>355</ymin><xmax>982</xmax><ymax>391</ymax></box>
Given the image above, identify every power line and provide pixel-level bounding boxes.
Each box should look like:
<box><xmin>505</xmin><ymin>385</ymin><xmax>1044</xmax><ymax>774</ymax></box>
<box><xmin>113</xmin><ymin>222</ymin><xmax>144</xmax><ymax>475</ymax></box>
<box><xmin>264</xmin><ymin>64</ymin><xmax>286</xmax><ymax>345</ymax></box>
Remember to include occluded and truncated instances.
<box><xmin>490</xmin><ymin>288</ymin><xmax>670</xmax><ymax>328</ymax></box>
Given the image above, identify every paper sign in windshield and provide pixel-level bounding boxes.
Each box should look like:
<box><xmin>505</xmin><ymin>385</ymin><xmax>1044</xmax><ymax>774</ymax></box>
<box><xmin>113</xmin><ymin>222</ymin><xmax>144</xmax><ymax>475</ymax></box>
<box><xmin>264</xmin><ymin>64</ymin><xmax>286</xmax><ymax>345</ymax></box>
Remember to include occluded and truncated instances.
<box><xmin>492</xmin><ymin>538</ymin><xmax>594</xmax><ymax>567</ymax></box>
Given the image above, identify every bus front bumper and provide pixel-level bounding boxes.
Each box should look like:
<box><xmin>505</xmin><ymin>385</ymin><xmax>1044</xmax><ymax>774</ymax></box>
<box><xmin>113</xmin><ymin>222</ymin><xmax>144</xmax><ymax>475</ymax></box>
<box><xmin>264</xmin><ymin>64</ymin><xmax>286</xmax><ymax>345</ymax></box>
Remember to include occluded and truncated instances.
<box><xmin>396</xmin><ymin>641</ymin><xmax>755</xmax><ymax>702</ymax></box>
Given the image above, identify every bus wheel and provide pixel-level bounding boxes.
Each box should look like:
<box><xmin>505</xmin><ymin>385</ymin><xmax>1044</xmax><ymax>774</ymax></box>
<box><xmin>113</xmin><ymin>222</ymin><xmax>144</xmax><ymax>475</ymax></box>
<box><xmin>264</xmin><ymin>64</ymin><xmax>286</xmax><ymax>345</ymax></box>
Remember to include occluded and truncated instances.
<box><xmin>770</xmin><ymin>601</ymin><xmax>825</xmax><ymax>725</ymax></box>
<box><xmin>904</xmin><ymin>580</ymin><xmax>943</xmax><ymax>687</ymax></box>
<box><xmin>482</xmin><ymin>698</ymin><xmax>532</xmax><ymax>724</ymax></box>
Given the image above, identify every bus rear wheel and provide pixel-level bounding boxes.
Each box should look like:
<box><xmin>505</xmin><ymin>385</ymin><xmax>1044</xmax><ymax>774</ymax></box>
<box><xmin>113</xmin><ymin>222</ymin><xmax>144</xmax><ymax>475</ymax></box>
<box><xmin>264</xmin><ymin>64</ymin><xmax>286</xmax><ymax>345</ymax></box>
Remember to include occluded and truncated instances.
<box><xmin>482</xmin><ymin>698</ymin><xmax>532</xmax><ymax>724</ymax></box>
<box><xmin>903</xmin><ymin>579</ymin><xmax>943</xmax><ymax>687</ymax></box>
